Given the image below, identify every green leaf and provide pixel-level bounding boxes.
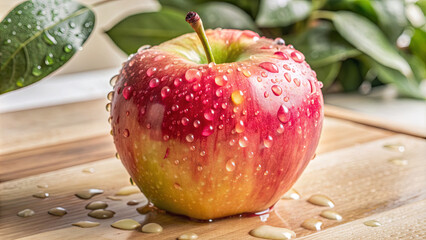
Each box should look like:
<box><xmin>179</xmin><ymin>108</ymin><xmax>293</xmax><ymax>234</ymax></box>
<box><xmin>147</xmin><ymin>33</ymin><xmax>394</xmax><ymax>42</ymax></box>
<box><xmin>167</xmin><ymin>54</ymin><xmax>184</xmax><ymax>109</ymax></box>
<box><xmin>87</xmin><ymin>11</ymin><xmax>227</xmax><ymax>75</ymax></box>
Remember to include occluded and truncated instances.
<box><xmin>287</xmin><ymin>22</ymin><xmax>360</xmax><ymax>68</ymax></box>
<box><xmin>323</xmin><ymin>0</ymin><xmax>377</xmax><ymax>23</ymax></box>
<box><xmin>195</xmin><ymin>2</ymin><xmax>259</xmax><ymax>32</ymax></box>
<box><xmin>337</xmin><ymin>59</ymin><xmax>362</xmax><ymax>92</ymax></box>
<box><xmin>410</xmin><ymin>28</ymin><xmax>426</xmax><ymax>65</ymax></box>
<box><xmin>366</xmin><ymin>58</ymin><xmax>425</xmax><ymax>99</ymax></box>
<box><xmin>158</xmin><ymin>0</ymin><xmax>193</xmax><ymax>11</ymax></box>
<box><xmin>0</xmin><ymin>0</ymin><xmax>95</xmax><ymax>94</ymax></box>
<box><xmin>313</xmin><ymin>62</ymin><xmax>341</xmax><ymax>89</ymax></box>
<box><xmin>372</xmin><ymin>0</ymin><xmax>407</xmax><ymax>42</ymax></box>
<box><xmin>256</xmin><ymin>0</ymin><xmax>312</xmax><ymax>27</ymax></box>
<box><xmin>333</xmin><ymin>11</ymin><xmax>412</xmax><ymax>77</ymax></box>
<box><xmin>105</xmin><ymin>8</ymin><xmax>193</xmax><ymax>55</ymax></box>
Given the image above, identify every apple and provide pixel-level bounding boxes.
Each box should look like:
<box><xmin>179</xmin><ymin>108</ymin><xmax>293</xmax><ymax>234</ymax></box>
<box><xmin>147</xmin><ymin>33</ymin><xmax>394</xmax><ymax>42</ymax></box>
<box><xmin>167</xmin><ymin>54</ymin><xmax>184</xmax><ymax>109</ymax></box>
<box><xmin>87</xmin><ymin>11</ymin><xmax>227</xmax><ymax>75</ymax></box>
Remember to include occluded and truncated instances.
<box><xmin>109</xmin><ymin>12</ymin><xmax>323</xmax><ymax>220</ymax></box>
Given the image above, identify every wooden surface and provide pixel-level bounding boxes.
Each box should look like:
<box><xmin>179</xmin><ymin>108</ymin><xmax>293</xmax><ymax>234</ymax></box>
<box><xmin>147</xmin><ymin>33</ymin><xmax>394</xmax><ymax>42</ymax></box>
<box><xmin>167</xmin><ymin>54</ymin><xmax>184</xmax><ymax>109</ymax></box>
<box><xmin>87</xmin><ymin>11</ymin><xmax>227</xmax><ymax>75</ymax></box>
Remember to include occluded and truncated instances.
<box><xmin>325</xmin><ymin>104</ymin><xmax>426</xmax><ymax>138</ymax></box>
<box><xmin>0</xmin><ymin>99</ymin><xmax>425</xmax><ymax>239</ymax></box>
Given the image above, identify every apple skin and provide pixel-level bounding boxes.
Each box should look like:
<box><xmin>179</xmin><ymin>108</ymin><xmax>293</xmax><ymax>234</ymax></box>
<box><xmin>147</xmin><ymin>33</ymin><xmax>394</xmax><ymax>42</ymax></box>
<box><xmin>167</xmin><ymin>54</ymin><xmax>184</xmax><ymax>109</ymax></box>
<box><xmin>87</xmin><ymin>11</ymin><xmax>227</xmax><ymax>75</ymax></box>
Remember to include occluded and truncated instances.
<box><xmin>110</xmin><ymin>29</ymin><xmax>323</xmax><ymax>220</ymax></box>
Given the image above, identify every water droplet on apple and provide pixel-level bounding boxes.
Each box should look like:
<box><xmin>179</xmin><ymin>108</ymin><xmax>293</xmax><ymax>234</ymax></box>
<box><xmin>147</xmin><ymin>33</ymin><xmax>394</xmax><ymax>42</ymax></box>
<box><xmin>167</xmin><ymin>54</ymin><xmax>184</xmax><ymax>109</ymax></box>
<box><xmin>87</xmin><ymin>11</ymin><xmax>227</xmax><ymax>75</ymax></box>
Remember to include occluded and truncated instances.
<box><xmin>263</xmin><ymin>136</ymin><xmax>273</xmax><ymax>148</ymax></box>
<box><xmin>275</xmin><ymin>38</ymin><xmax>285</xmax><ymax>45</ymax></box>
<box><xmin>264</xmin><ymin>91</ymin><xmax>269</xmax><ymax>98</ymax></box>
<box><xmin>149</xmin><ymin>78</ymin><xmax>160</xmax><ymax>88</ymax></box>
<box><xmin>235</xmin><ymin>120</ymin><xmax>245</xmax><ymax>133</ymax></box>
<box><xmin>174</xmin><ymin>78</ymin><xmax>182</xmax><ymax>86</ymax></box>
<box><xmin>215</xmin><ymin>75</ymin><xmax>228</xmax><ymax>86</ymax></box>
<box><xmin>172</xmin><ymin>104</ymin><xmax>179</xmax><ymax>111</ymax></box>
<box><xmin>216</xmin><ymin>89</ymin><xmax>223</xmax><ymax>97</ymax></box>
<box><xmin>274</xmin><ymin>51</ymin><xmax>289</xmax><ymax>60</ymax></box>
<box><xmin>290</xmin><ymin>50</ymin><xmax>305</xmax><ymax>63</ymax></box>
<box><xmin>163</xmin><ymin>135</ymin><xmax>170</xmax><ymax>141</ymax></box>
<box><xmin>202</xmin><ymin>125</ymin><xmax>214</xmax><ymax>136</ymax></box>
<box><xmin>185</xmin><ymin>69</ymin><xmax>201</xmax><ymax>82</ymax></box>
<box><xmin>277</xmin><ymin>105</ymin><xmax>290</xmax><ymax>123</ymax></box>
<box><xmin>161</xmin><ymin>86</ymin><xmax>170</xmax><ymax>98</ymax></box>
<box><xmin>193</xmin><ymin>120</ymin><xmax>201</xmax><ymax>128</ymax></box>
<box><xmin>231</xmin><ymin>90</ymin><xmax>244</xmax><ymax>105</ymax></box>
<box><xmin>109</xmin><ymin>75</ymin><xmax>118</xmax><ymax>86</ymax></box>
<box><xmin>242</xmin><ymin>70</ymin><xmax>251</xmax><ymax>77</ymax></box>
<box><xmin>107</xmin><ymin>91</ymin><xmax>114</xmax><ymax>101</ymax></box>
<box><xmin>181</xmin><ymin>117</ymin><xmax>189</xmax><ymax>126</ymax></box>
<box><xmin>284</xmin><ymin>72</ymin><xmax>291</xmax><ymax>82</ymax></box>
<box><xmin>271</xmin><ymin>85</ymin><xmax>282</xmax><ymax>96</ymax></box>
<box><xmin>122</xmin><ymin>86</ymin><xmax>133</xmax><ymax>100</ymax></box>
<box><xmin>123</xmin><ymin>129</ymin><xmax>129</xmax><ymax>137</ymax></box>
<box><xmin>154</xmin><ymin>55</ymin><xmax>165</xmax><ymax>61</ymax></box>
<box><xmin>185</xmin><ymin>134</ymin><xmax>194</xmax><ymax>143</ymax></box>
<box><xmin>146</xmin><ymin>67</ymin><xmax>156</xmax><ymax>77</ymax></box>
<box><xmin>105</xmin><ymin>103</ymin><xmax>111</xmax><ymax>112</ymax></box>
<box><xmin>294</xmin><ymin>78</ymin><xmax>300</xmax><ymax>87</ymax></box>
<box><xmin>259</xmin><ymin>62</ymin><xmax>279</xmax><ymax>73</ymax></box>
<box><xmin>225</xmin><ymin>159</ymin><xmax>236</xmax><ymax>172</ymax></box>
<box><xmin>204</xmin><ymin>109</ymin><xmax>215</xmax><ymax>121</ymax></box>
<box><xmin>239</xmin><ymin>136</ymin><xmax>248</xmax><ymax>148</ymax></box>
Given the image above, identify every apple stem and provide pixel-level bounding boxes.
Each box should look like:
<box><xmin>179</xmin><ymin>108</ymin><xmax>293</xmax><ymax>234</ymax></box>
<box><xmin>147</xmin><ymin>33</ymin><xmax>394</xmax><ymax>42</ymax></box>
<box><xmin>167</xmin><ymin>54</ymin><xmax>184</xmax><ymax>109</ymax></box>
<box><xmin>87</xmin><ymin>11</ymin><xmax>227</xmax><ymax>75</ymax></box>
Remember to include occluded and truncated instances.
<box><xmin>185</xmin><ymin>12</ymin><xmax>215</xmax><ymax>64</ymax></box>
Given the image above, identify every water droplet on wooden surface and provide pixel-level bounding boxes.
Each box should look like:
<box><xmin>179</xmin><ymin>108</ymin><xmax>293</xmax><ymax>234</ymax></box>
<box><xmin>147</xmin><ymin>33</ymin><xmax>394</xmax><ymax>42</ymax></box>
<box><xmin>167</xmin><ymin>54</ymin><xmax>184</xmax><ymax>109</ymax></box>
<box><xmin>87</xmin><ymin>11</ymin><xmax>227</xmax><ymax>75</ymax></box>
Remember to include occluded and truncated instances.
<box><xmin>85</xmin><ymin>201</ymin><xmax>108</xmax><ymax>210</ymax></box>
<box><xmin>307</xmin><ymin>194</ymin><xmax>335</xmax><ymax>207</ymax></box>
<box><xmin>17</xmin><ymin>209</ymin><xmax>35</xmax><ymax>217</ymax></box>
<box><xmin>75</xmin><ymin>189</ymin><xmax>104</xmax><ymax>199</ymax></box>
<box><xmin>88</xmin><ymin>209</ymin><xmax>115</xmax><ymax>219</ymax></box>
<box><xmin>107</xmin><ymin>196</ymin><xmax>122</xmax><ymax>201</ymax></box>
<box><xmin>48</xmin><ymin>207</ymin><xmax>67</xmax><ymax>216</ymax></box>
<box><xmin>388</xmin><ymin>158</ymin><xmax>408</xmax><ymax>166</ymax></box>
<box><xmin>320</xmin><ymin>210</ymin><xmax>342</xmax><ymax>221</ymax></box>
<box><xmin>72</xmin><ymin>221</ymin><xmax>100</xmax><ymax>228</ymax></box>
<box><xmin>383</xmin><ymin>144</ymin><xmax>405</xmax><ymax>152</ymax></box>
<box><xmin>249</xmin><ymin>225</ymin><xmax>296</xmax><ymax>239</ymax></box>
<box><xmin>82</xmin><ymin>167</ymin><xmax>95</xmax><ymax>173</ymax></box>
<box><xmin>281</xmin><ymin>189</ymin><xmax>300</xmax><ymax>200</ymax></box>
<box><xmin>141</xmin><ymin>223</ymin><xmax>163</xmax><ymax>233</ymax></box>
<box><xmin>111</xmin><ymin>219</ymin><xmax>141</xmax><ymax>230</ymax></box>
<box><xmin>127</xmin><ymin>200</ymin><xmax>140</xmax><ymax>206</ymax></box>
<box><xmin>301</xmin><ymin>218</ymin><xmax>323</xmax><ymax>231</ymax></box>
<box><xmin>364</xmin><ymin>220</ymin><xmax>381</xmax><ymax>227</ymax></box>
<box><xmin>33</xmin><ymin>192</ymin><xmax>49</xmax><ymax>199</ymax></box>
<box><xmin>178</xmin><ymin>232</ymin><xmax>198</xmax><ymax>240</ymax></box>
<box><xmin>37</xmin><ymin>184</ymin><xmax>48</xmax><ymax>188</ymax></box>
<box><xmin>115</xmin><ymin>186</ymin><xmax>140</xmax><ymax>196</ymax></box>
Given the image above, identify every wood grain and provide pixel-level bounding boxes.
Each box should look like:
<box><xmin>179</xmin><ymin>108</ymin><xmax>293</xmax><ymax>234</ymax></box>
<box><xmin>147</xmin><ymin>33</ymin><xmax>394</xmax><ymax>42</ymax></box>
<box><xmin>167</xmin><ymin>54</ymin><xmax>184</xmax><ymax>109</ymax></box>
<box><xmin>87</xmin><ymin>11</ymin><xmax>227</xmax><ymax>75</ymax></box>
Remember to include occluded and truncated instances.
<box><xmin>325</xmin><ymin>104</ymin><xmax>426</xmax><ymax>138</ymax></box>
<box><xmin>1</xmin><ymin>135</ymin><xmax>424</xmax><ymax>240</ymax></box>
<box><xmin>0</xmin><ymin>99</ymin><xmax>110</xmax><ymax>155</ymax></box>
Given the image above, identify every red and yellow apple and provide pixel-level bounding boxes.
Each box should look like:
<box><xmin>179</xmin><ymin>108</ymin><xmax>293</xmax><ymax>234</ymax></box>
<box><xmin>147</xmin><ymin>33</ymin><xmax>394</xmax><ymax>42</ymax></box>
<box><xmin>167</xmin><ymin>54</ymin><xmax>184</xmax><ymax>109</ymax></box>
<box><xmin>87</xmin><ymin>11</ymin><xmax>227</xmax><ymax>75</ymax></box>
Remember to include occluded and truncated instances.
<box><xmin>110</xmin><ymin>12</ymin><xmax>323</xmax><ymax>220</ymax></box>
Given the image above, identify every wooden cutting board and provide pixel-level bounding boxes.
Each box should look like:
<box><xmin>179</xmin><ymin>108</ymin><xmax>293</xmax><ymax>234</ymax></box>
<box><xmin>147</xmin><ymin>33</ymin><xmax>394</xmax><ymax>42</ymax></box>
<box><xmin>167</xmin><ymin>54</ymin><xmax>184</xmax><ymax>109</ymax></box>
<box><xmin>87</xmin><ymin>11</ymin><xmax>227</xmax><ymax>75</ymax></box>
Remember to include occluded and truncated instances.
<box><xmin>0</xmin><ymin>99</ymin><xmax>425</xmax><ymax>239</ymax></box>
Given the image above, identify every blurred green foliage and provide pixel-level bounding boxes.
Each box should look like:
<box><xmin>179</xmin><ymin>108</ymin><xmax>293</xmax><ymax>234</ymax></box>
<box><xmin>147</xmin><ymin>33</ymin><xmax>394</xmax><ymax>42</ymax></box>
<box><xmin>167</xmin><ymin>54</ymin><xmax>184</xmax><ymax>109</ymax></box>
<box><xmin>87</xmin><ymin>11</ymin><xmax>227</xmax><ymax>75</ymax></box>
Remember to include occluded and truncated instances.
<box><xmin>107</xmin><ymin>0</ymin><xmax>426</xmax><ymax>99</ymax></box>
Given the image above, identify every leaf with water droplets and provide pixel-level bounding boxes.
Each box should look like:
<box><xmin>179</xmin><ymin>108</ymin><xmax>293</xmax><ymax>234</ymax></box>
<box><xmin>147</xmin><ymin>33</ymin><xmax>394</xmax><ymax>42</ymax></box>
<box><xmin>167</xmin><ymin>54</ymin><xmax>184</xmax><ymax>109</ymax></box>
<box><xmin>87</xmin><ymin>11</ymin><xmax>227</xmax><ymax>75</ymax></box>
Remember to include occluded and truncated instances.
<box><xmin>0</xmin><ymin>0</ymin><xmax>95</xmax><ymax>94</ymax></box>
